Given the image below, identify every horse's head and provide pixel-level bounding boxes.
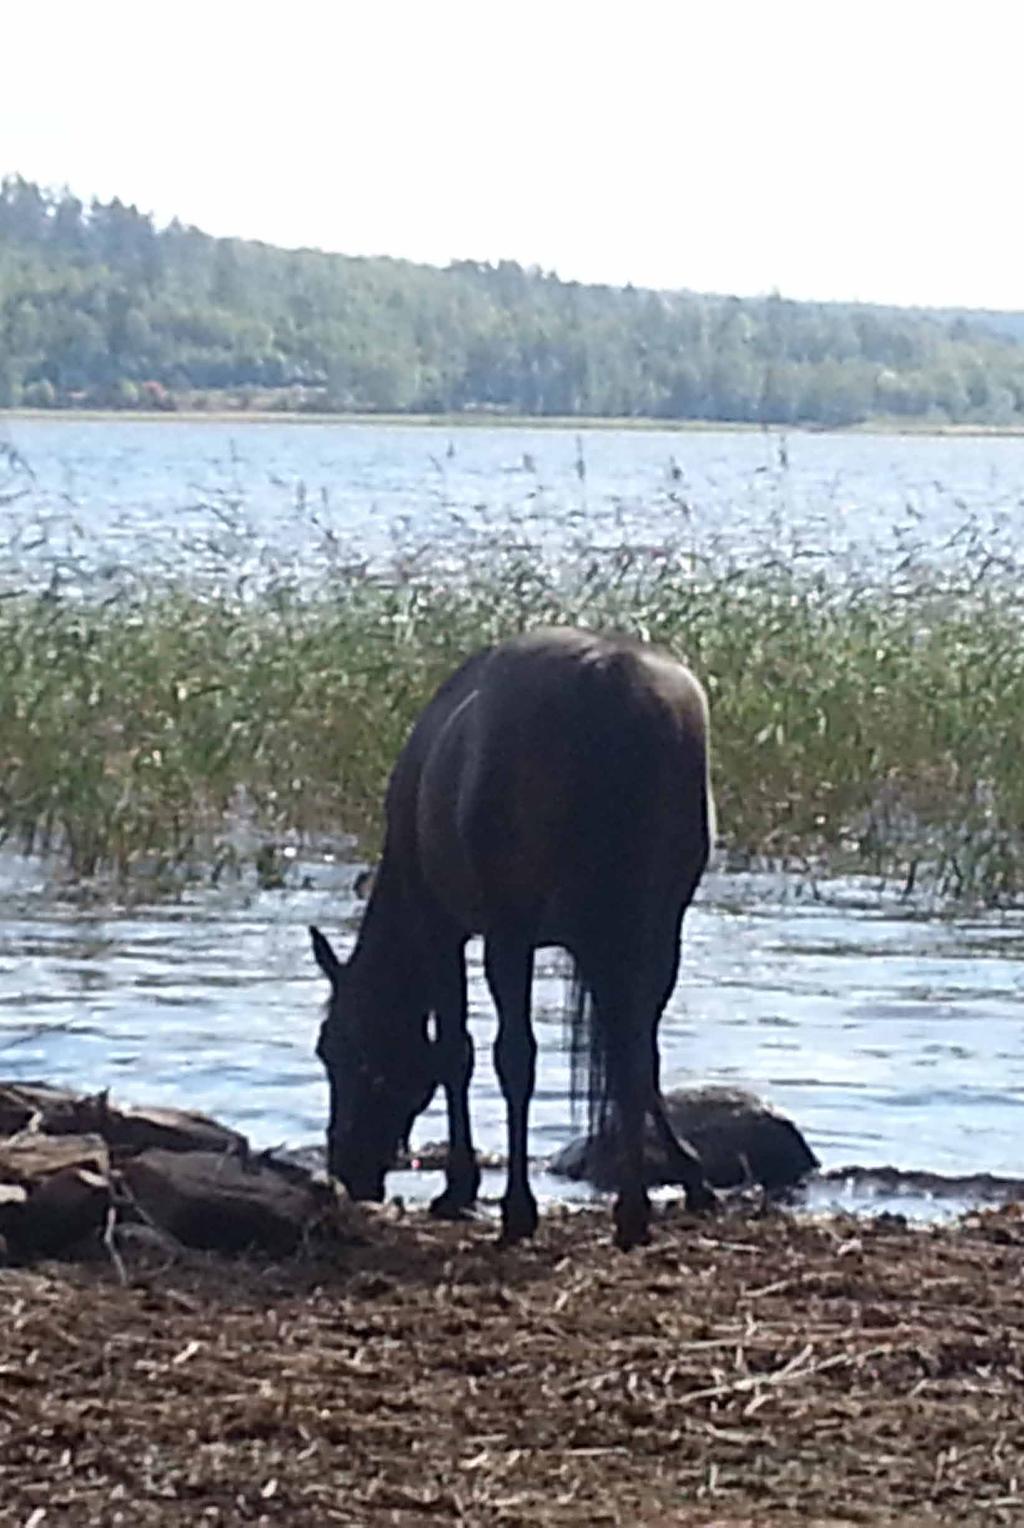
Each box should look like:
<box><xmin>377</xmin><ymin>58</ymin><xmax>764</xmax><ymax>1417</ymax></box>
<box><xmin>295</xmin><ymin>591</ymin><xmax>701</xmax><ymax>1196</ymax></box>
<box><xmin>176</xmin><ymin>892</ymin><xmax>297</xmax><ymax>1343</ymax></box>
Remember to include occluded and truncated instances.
<box><xmin>309</xmin><ymin>925</ymin><xmax>438</xmax><ymax>1201</ymax></box>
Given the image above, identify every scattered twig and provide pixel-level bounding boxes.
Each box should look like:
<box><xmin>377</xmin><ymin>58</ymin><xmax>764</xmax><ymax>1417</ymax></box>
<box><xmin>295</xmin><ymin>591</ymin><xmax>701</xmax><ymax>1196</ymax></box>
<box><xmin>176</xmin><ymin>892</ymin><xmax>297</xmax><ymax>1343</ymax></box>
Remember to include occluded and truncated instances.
<box><xmin>102</xmin><ymin>1204</ymin><xmax>128</xmax><ymax>1287</ymax></box>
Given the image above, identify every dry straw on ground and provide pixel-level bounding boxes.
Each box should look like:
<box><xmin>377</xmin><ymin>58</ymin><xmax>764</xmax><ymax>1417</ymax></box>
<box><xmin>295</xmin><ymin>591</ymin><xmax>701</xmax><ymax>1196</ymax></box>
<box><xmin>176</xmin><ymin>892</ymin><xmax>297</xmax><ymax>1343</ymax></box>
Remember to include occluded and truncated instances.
<box><xmin>2</xmin><ymin>1202</ymin><xmax>1023</xmax><ymax>1526</ymax></box>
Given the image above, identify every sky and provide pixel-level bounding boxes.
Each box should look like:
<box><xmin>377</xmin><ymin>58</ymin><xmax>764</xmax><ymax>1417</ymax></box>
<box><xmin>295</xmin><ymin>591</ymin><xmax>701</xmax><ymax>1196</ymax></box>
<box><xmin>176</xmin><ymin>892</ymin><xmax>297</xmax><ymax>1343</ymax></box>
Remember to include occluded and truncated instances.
<box><xmin>3</xmin><ymin>0</ymin><xmax>1023</xmax><ymax>310</ymax></box>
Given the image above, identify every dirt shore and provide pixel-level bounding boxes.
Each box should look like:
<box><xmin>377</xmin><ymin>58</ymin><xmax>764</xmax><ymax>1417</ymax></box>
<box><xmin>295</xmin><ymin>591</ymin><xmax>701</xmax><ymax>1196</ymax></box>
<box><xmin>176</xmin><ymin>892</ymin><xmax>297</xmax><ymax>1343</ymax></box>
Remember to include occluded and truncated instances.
<box><xmin>1</xmin><ymin>1202</ymin><xmax>1023</xmax><ymax>1526</ymax></box>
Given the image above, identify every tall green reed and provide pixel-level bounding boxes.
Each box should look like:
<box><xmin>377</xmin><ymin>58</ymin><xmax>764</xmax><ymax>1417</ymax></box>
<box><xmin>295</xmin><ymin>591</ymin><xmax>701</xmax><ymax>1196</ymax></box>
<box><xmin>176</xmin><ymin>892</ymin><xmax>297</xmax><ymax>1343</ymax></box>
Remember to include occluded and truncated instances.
<box><xmin>1</xmin><ymin>486</ymin><xmax>1023</xmax><ymax>902</ymax></box>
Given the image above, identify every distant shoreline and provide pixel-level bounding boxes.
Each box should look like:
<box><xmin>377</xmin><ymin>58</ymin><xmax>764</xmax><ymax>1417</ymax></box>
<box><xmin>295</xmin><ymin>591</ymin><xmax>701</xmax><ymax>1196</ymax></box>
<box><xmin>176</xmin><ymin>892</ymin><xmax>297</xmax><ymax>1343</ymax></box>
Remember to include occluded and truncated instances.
<box><xmin>3</xmin><ymin>407</ymin><xmax>1024</xmax><ymax>438</ymax></box>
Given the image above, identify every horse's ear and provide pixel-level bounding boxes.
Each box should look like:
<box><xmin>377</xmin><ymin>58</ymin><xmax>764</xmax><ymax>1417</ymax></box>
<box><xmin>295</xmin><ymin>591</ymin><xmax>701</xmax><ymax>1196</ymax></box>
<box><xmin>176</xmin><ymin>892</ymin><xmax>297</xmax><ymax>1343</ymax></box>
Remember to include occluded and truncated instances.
<box><xmin>310</xmin><ymin>925</ymin><xmax>343</xmax><ymax>984</ymax></box>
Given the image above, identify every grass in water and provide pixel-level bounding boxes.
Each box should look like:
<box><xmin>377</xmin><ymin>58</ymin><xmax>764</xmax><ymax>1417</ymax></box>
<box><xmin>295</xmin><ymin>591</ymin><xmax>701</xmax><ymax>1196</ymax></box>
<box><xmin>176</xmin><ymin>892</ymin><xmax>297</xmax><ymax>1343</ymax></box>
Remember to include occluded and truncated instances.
<box><xmin>1</xmin><ymin>483</ymin><xmax>1023</xmax><ymax>902</ymax></box>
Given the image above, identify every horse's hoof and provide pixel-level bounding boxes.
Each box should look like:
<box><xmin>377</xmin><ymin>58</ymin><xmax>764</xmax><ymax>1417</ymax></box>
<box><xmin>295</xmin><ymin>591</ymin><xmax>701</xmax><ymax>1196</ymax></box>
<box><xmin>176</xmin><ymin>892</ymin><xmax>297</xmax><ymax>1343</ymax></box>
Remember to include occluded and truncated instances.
<box><xmin>612</xmin><ymin>1193</ymin><xmax>652</xmax><ymax>1251</ymax></box>
<box><xmin>498</xmin><ymin>1198</ymin><xmax>539</xmax><ymax>1245</ymax></box>
<box><xmin>498</xmin><ymin>1223</ymin><xmax>538</xmax><ymax>1247</ymax></box>
<box><xmin>429</xmin><ymin>1192</ymin><xmax>475</xmax><ymax>1221</ymax></box>
<box><xmin>685</xmin><ymin>1181</ymin><xmax>719</xmax><ymax>1215</ymax></box>
<box><xmin>613</xmin><ymin>1222</ymin><xmax>651</xmax><ymax>1252</ymax></box>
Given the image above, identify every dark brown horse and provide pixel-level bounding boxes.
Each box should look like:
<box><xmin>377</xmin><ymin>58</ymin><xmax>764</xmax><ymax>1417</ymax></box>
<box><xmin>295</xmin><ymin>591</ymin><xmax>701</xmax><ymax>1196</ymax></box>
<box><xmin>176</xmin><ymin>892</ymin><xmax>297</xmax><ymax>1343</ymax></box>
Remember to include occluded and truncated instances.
<box><xmin>310</xmin><ymin>626</ymin><xmax>717</xmax><ymax>1249</ymax></box>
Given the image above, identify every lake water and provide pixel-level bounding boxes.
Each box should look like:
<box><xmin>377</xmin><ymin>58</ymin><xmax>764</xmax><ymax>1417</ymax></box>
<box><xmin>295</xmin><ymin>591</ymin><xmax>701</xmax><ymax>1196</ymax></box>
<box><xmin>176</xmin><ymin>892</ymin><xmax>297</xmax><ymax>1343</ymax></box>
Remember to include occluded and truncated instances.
<box><xmin>1</xmin><ymin>417</ymin><xmax>1024</xmax><ymax>1213</ymax></box>
<box><xmin>2</xmin><ymin>853</ymin><xmax>1024</xmax><ymax>1217</ymax></box>
<box><xmin>3</xmin><ymin>416</ymin><xmax>1024</xmax><ymax>591</ymax></box>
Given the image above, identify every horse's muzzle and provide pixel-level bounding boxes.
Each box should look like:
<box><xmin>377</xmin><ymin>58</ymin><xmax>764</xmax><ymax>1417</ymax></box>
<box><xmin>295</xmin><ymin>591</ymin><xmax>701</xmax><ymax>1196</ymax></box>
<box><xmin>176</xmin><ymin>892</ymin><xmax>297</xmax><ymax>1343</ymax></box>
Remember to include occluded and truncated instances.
<box><xmin>328</xmin><ymin>1142</ymin><xmax>386</xmax><ymax>1202</ymax></box>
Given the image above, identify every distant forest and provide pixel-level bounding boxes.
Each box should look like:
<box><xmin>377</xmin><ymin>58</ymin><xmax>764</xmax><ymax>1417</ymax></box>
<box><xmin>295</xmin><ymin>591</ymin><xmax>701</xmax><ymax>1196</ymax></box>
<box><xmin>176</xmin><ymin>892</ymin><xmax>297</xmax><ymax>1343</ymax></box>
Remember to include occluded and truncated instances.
<box><xmin>3</xmin><ymin>174</ymin><xmax>1024</xmax><ymax>426</ymax></box>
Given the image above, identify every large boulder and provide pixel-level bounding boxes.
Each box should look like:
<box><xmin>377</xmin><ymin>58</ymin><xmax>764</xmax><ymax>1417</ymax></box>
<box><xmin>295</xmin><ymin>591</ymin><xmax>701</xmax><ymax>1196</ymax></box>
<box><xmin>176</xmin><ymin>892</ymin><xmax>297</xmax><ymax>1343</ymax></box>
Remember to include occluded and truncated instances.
<box><xmin>0</xmin><ymin>1080</ymin><xmax>344</xmax><ymax>1260</ymax></box>
<box><xmin>549</xmin><ymin>1086</ymin><xmax>818</xmax><ymax>1194</ymax></box>
<box><xmin>120</xmin><ymin>1149</ymin><xmax>336</xmax><ymax>1255</ymax></box>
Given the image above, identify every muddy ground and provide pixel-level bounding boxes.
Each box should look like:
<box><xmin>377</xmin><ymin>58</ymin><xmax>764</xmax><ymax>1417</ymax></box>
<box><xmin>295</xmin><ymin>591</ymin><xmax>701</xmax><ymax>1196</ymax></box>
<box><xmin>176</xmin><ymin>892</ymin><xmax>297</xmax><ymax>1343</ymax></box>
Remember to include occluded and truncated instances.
<box><xmin>1</xmin><ymin>1201</ymin><xmax>1023</xmax><ymax>1527</ymax></box>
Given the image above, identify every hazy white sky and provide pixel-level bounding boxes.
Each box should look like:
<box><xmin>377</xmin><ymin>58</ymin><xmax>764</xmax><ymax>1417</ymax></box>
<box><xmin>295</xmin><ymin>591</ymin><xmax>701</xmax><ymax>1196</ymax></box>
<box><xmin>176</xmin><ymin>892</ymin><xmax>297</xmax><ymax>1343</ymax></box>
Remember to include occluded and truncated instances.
<box><xmin>3</xmin><ymin>0</ymin><xmax>1022</xmax><ymax>308</ymax></box>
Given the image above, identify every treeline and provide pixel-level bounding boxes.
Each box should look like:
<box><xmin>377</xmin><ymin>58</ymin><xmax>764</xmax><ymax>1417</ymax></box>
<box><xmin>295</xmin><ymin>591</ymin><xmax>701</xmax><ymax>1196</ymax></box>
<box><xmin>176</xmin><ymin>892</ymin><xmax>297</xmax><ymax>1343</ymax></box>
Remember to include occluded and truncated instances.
<box><xmin>3</xmin><ymin>174</ymin><xmax>1024</xmax><ymax>426</ymax></box>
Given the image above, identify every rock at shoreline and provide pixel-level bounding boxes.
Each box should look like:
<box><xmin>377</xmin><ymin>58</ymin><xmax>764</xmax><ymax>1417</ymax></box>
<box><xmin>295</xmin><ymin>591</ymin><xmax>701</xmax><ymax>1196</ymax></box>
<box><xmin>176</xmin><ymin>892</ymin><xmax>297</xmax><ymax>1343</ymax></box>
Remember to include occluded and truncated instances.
<box><xmin>121</xmin><ymin>1149</ymin><xmax>332</xmax><ymax>1255</ymax></box>
<box><xmin>0</xmin><ymin>1081</ymin><xmax>246</xmax><ymax>1156</ymax></box>
<box><xmin>0</xmin><ymin>1080</ymin><xmax>342</xmax><ymax>1262</ymax></box>
<box><xmin>0</xmin><ymin>1128</ymin><xmax>110</xmax><ymax>1184</ymax></box>
<box><xmin>548</xmin><ymin>1085</ymin><xmax>818</xmax><ymax>1193</ymax></box>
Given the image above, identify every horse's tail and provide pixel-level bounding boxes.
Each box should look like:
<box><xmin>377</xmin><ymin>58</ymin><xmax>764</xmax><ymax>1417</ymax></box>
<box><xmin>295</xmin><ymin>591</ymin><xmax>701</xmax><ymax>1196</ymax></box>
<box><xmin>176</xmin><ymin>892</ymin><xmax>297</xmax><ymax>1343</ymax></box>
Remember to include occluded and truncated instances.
<box><xmin>565</xmin><ymin>648</ymin><xmax>712</xmax><ymax>1141</ymax></box>
<box><xmin>568</xmin><ymin>961</ymin><xmax>605</xmax><ymax>1138</ymax></box>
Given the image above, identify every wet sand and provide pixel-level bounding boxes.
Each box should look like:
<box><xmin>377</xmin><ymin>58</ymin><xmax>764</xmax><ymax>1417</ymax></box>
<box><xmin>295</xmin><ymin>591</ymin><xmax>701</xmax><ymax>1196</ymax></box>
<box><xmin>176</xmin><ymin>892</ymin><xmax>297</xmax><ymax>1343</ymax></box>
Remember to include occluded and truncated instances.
<box><xmin>2</xmin><ymin>1202</ymin><xmax>1023</xmax><ymax>1525</ymax></box>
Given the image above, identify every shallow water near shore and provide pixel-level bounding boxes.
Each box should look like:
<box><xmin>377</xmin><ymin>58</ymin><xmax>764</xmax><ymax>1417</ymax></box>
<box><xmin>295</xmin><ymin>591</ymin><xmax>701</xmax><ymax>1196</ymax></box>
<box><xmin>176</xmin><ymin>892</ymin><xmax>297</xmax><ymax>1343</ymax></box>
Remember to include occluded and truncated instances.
<box><xmin>2</xmin><ymin>852</ymin><xmax>1023</xmax><ymax>1222</ymax></box>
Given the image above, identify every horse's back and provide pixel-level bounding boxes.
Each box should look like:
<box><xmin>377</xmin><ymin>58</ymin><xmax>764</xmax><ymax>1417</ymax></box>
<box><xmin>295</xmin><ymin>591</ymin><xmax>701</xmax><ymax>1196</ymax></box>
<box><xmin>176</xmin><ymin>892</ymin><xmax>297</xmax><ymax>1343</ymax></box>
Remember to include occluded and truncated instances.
<box><xmin>401</xmin><ymin>628</ymin><xmax>712</xmax><ymax>936</ymax></box>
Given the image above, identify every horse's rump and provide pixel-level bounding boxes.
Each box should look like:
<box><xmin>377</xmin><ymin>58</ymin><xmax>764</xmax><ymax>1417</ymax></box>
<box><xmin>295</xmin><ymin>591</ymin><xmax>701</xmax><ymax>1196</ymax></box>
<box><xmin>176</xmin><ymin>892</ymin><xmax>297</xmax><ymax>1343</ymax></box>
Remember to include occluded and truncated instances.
<box><xmin>410</xmin><ymin>629</ymin><xmax>713</xmax><ymax>1131</ymax></box>
<box><xmin>445</xmin><ymin>630</ymin><xmax>711</xmax><ymax>928</ymax></box>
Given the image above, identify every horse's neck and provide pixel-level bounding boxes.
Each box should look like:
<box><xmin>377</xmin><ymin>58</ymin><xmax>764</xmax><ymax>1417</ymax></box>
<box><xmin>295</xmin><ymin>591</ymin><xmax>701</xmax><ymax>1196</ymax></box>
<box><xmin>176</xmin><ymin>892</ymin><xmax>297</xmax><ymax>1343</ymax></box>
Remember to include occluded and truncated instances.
<box><xmin>349</xmin><ymin>854</ymin><xmax>420</xmax><ymax>992</ymax></box>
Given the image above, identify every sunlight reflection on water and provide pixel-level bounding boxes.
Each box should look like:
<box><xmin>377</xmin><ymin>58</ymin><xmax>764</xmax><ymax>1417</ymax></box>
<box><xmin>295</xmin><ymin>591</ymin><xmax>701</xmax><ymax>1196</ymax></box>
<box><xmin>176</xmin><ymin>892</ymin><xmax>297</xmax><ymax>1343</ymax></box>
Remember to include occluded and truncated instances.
<box><xmin>2</xmin><ymin>855</ymin><xmax>1023</xmax><ymax>1220</ymax></box>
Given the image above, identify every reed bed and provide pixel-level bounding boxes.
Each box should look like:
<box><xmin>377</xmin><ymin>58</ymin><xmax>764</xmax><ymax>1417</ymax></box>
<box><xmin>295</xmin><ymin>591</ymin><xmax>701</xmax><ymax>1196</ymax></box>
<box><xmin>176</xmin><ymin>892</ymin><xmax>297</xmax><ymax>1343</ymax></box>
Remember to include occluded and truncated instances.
<box><xmin>2</xmin><ymin>471</ymin><xmax>1024</xmax><ymax>901</ymax></box>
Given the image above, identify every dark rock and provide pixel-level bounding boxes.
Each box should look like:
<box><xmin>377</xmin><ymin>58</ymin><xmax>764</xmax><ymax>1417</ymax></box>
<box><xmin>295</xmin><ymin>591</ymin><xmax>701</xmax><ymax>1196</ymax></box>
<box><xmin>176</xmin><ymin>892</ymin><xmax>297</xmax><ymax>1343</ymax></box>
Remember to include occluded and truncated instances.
<box><xmin>121</xmin><ymin>1148</ymin><xmax>333</xmax><ymax>1254</ymax></box>
<box><xmin>20</xmin><ymin>1166</ymin><xmax>112</xmax><ymax>1256</ymax></box>
<box><xmin>0</xmin><ymin>1082</ymin><xmax>354</xmax><ymax>1263</ymax></box>
<box><xmin>0</xmin><ymin>1132</ymin><xmax>113</xmax><ymax>1257</ymax></box>
<box><xmin>0</xmin><ymin>1081</ymin><xmax>246</xmax><ymax>1159</ymax></box>
<box><xmin>820</xmin><ymin>1163</ymin><xmax>1024</xmax><ymax>1205</ymax></box>
<box><xmin>100</xmin><ymin>1103</ymin><xmax>247</xmax><ymax>1158</ymax></box>
<box><xmin>549</xmin><ymin>1086</ymin><xmax>818</xmax><ymax>1193</ymax></box>
<box><xmin>0</xmin><ymin>1182</ymin><xmax>28</xmax><ymax>1246</ymax></box>
<box><xmin>0</xmin><ymin>1081</ymin><xmax>88</xmax><ymax>1137</ymax></box>
<box><xmin>271</xmin><ymin>1142</ymin><xmax>327</xmax><ymax>1177</ymax></box>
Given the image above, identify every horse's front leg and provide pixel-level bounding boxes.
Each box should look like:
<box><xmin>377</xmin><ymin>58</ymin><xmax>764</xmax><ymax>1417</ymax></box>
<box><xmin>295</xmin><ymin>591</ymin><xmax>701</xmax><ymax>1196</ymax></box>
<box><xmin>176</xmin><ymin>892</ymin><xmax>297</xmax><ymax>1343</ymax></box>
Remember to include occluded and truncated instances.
<box><xmin>484</xmin><ymin>931</ymin><xmax>538</xmax><ymax>1243</ymax></box>
<box><xmin>430</xmin><ymin>941</ymin><xmax>481</xmax><ymax>1218</ymax></box>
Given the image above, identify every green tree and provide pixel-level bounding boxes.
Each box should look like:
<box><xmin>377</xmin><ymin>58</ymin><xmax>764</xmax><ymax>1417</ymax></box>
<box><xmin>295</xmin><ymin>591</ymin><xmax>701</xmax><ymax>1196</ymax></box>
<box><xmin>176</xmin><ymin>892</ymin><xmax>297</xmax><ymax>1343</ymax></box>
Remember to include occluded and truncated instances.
<box><xmin>2</xmin><ymin>175</ymin><xmax>1024</xmax><ymax>427</ymax></box>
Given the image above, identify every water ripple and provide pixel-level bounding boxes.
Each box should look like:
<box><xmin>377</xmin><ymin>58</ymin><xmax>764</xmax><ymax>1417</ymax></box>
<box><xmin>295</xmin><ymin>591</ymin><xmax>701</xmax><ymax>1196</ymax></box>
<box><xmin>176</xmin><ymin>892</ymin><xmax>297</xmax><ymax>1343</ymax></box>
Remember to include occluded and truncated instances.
<box><xmin>1</xmin><ymin>858</ymin><xmax>1024</xmax><ymax>1199</ymax></box>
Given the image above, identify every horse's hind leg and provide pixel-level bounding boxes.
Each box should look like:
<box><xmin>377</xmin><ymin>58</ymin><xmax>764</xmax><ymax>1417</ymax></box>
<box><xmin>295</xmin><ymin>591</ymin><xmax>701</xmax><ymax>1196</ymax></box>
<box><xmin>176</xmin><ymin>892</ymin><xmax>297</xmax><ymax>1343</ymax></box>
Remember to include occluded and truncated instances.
<box><xmin>430</xmin><ymin>940</ymin><xmax>481</xmax><ymax>1218</ymax></box>
<box><xmin>592</xmin><ymin>942</ymin><xmax>715</xmax><ymax>1249</ymax></box>
<box><xmin>602</xmin><ymin>1023</ymin><xmax>654</xmax><ymax>1250</ymax></box>
<box><xmin>650</xmin><ymin>1085</ymin><xmax>716</xmax><ymax>1212</ymax></box>
<box><xmin>484</xmin><ymin>930</ymin><xmax>539</xmax><ymax>1243</ymax></box>
<box><xmin>644</xmin><ymin>930</ymin><xmax>717</xmax><ymax>1214</ymax></box>
<box><xmin>605</xmin><ymin>1031</ymin><xmax>713</xmax><ymax>1248</ymax></box>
